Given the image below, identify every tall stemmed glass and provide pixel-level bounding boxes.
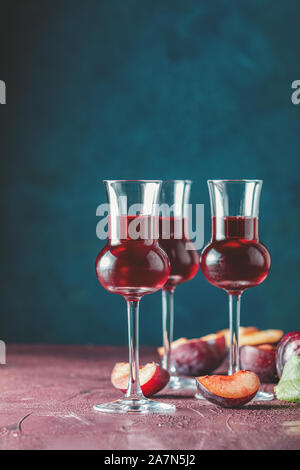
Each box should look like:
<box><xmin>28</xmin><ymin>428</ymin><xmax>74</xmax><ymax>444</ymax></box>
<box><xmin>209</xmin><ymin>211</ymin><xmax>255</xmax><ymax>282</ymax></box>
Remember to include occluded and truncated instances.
<box><xmin>159</xmin><ymin>180</ymin><xmax>199</xmax><ymax>390</ymax></box>
<box><xmin>198</xmin><ymin>180</ymin><xmax>272</xmax><ymax>401</ymax></box>
<box><xmin>95</xmin><ymin>180</ymin><xmax>175</xmax><ymax>413</ymax></box>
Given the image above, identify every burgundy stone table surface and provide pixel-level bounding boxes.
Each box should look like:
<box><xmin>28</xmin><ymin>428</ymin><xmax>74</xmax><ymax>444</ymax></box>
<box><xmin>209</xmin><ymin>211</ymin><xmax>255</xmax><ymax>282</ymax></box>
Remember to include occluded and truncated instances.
<box><xmin>0</xmin><ymin>345</ymin><xmax>299</xmax><ymax>450</ymax></box>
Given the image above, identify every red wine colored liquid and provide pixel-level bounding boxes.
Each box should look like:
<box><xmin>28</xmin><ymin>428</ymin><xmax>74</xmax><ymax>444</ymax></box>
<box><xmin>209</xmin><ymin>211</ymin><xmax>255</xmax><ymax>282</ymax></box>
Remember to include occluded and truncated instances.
<box><xmin>200</xmin><ymin>216</ymin><xmax>270</xmax><ymax>294</ymax></box>
<box><xmin>95</xmin><ymin>216</ymin><xmax>170</xmax><ymax>300</ymax></box>
<box><xmin>158</xmin><ymin>217</ymin><xmax>199</xmax><ymax>291</ymax></box>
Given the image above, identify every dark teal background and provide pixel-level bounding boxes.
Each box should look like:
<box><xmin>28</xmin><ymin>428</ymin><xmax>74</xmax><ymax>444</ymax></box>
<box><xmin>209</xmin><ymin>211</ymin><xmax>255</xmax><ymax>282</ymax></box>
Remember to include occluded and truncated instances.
<box><xmin>0</xmin><ymin>0</ymin><xmax>299</xmax><ymax>345</ymax></box>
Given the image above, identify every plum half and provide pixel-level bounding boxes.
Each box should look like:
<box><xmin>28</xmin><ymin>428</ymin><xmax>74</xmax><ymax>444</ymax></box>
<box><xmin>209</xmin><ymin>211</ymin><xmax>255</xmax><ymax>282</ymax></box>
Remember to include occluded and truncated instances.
<box><xmin>158</xmin><ymin>334</ymin><xmax>226</xmax><ymax>376</ymax></box>
<box><xmin>111</xmin><ymin>362</ymin><xmax>170</xmax><ymax>397</ymax></box>
<box><xmin>240</xmin><ymin>344</ymin><xmax>277</xmax><ymax>383</ymax></box>
<box><xmin>195</xmin><ymin>371</ymin><xmax>260</xmax><ymax>408</ymax></box>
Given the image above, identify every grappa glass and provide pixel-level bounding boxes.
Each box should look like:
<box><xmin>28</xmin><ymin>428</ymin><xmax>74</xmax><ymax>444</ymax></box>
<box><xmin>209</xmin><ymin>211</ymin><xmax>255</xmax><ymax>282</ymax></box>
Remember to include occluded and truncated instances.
<box><xmin>198</xmin><ymin>179</ymin><xmax>272</xmax><ymax>401</ymax></box>
<box><xmin>94</xmin><ymin>180</ymin><xmax>175</xmax><ymax>413</ymax></box>
<box><xmin>159</xmin><ymin>180</ymin><xmax>199</xmax><ymax>390</ymax></box>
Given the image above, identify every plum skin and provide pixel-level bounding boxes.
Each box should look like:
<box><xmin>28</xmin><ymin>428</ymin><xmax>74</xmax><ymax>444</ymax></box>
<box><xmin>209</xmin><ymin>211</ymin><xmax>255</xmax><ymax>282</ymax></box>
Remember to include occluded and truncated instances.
<box><xmin>276</xmin><ymin>331</ymin><xmax>300</xmax><ymax>378</ymax></box>
<box><xmin>240</xmin><ymin>345</ymin><xmax>278</xmax><ymax>383</ymax></box>
<box><xmin>172</xmin><ymin>336</ymin><xmax>226</xmax><ymax>376</ymax></box>
<box><xmin>111</xmin><ymin>363</ymin><xmax>170</xmax><ymax>397</ymax></box>
<box><xmin>141</xmin><ymin>366</ymin><xmax>170</xmax><ymax>396</ymax></box>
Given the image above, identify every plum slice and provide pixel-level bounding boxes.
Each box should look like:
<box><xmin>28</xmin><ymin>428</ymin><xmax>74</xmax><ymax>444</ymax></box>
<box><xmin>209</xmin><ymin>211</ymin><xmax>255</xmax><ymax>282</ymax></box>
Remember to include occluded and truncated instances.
<box><xmin>218</xmin><ymin>326</ymin><xmax>259</xmax><ymax>347</ymax></box>
<box><xmin>217</xmin><ymin>327</ymin><xmax>283</xmax><ymax>347</ymax></box>
<box><xmin>195</xmin><ymin>371</ymin><xmax>260</xmax><ymax>408</ymax></box>
<box><xmin>111</xmin><ymin>362</ymin><xmax>170</xmax><ymax>397</ymax></box>
<box><xmin>239</xmin><ymin>329</ymin><xmax>283</xmax><ymax>346</ymax></box>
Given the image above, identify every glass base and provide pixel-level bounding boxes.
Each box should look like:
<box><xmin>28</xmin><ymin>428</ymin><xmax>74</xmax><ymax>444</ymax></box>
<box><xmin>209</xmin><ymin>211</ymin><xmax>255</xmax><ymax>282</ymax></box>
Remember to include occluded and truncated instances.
<box><xmin>167</xmin><ymin>375</ymin><xmax>197</xmax><ymax>391</ymax></box>
<box><xmin>195</xmin><ymin>389</ymin><xmax>274</xmax><ymax>402</ymax></box>
<box><xmin>252</xmin><ymin>390</ymin><xmax>274</xmax><ymax>401</ymax></box>
<box><xmin>93</xmin><ymin>397</ymin><xmax>176</xmax><ymax>414</ymax></box>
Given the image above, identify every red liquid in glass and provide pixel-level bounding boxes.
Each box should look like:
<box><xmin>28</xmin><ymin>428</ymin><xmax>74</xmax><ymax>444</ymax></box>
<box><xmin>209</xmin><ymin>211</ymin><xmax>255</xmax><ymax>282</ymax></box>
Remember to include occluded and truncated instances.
<box><xmin>158</xmin><ymin>217</ymin><xmax>199</xmax><ymax>290</ymax></box>
<box><xmin>200</xmin><ymin>216</ymin><xmax>270</xmax><ymax>294</ymax></box>
<box><xmin>95</xmin><ymin>216</ymin><xmax>170</xmax><ymax>299</ymax></box>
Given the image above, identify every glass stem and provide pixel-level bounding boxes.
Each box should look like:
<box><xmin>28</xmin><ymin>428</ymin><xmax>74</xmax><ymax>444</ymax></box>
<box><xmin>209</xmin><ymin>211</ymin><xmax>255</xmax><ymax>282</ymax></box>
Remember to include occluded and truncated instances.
<box><xmin>228</xmin><ymin>293</ymin><xmax>241</xmax><ymax>375</ymax></box>
<box><xmin>162</xmin><ymin>288</ymin><xmax>176</xmax><ymax>375</ymax></box>
<box><xmin>125</xmin><ymin>299</ymin><xmax>144</xmax><ymax>399</ymax></box>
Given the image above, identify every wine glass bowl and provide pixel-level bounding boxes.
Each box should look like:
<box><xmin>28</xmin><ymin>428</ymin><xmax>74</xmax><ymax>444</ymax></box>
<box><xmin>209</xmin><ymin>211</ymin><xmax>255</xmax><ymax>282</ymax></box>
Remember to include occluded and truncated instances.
<box><xmin>200</xmin><ymin>216</ymin><xmax>271</xmax><ymax>294</ymax></box>
<box><xmin>96</xmin><ymin>232</ymin><xmax>170</xmax><ymax>299</ymax></box>
<box><xmin>159</xmin><ymin>216</ymin><xmax>199</xmax><ymax>291</ymax></box>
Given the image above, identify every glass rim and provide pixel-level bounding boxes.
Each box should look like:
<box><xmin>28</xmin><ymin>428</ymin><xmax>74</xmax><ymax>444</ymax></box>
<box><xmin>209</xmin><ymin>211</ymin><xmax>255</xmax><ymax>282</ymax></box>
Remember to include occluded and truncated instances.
<box><xmin>103</xmin><ymin>179</ymin><xmax>162</xmax><ymax>183</ymax></box>
<box><xmin>162</xmin><ymin>179</ymin><xmax>193</xmax><ymax>184</ymax></box>
<box><xmin>207</xmin><ymin>179</ymin><xmax>263</xmax><ymax>184</ymax></box>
